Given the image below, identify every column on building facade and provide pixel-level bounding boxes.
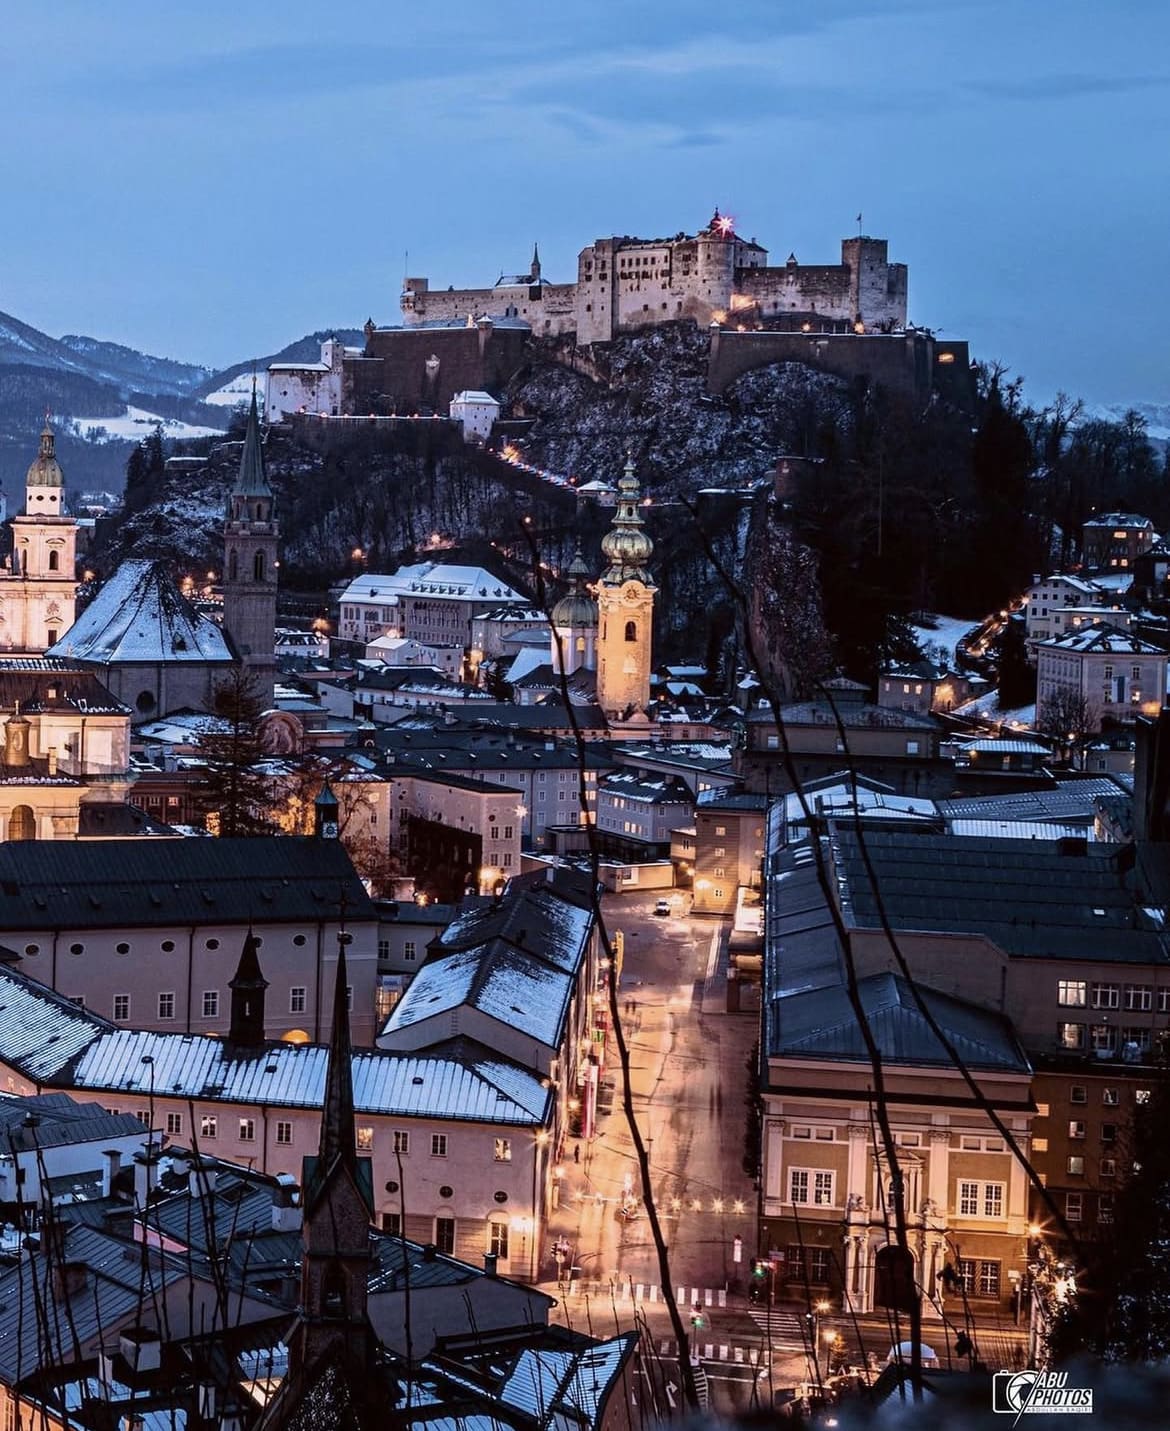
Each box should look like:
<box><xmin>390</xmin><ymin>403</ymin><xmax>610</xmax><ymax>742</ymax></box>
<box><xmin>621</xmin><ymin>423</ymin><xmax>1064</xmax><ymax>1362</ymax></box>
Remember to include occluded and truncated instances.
<box><xmin>845</xmin><ymin>1125</ymin><xmax>873</xmax><ymax>1312</ymax></box>
<box><xmin>1007</xmin><ymin>1133</ymin><xmax>1029</xmax><ymax>1235</ymax></box>
<box><xmin>764</xmin><ymin>1118</ymin><xmax>786</xmax><ymax>1207</ymax></box>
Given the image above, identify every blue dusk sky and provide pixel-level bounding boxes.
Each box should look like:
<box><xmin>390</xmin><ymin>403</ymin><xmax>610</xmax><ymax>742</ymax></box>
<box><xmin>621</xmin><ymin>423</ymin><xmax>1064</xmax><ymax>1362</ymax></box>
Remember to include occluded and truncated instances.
<box><xmin>4</xmin><ymin>0</ymin><xmax>1167</xmax><ymax>407</ymax></box>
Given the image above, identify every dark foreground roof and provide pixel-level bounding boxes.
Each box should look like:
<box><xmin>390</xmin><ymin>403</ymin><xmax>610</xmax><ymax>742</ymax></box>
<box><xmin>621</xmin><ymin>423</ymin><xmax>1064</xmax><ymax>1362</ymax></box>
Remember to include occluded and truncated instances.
<box><xmin>0</xmin><ymin>836</ymin><xmax>373</xmax><ymax>929</ymax></box>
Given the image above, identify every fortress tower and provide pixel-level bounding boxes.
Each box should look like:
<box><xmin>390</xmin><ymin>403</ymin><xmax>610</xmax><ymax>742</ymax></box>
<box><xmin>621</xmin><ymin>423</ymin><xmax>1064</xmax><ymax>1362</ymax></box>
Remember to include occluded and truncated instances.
<box><xmin>222</xmin><ymin>390</ymin><xmax>278</xmax><ymax>705</ymax></box>
<box><xmin>595</xmin><ymin>457</ymin><xmax>655</xmax><ymax>717</ymax></box>
<box><xmin>0</xmin><ymin>419</ymin><xmax>78</xmax><ymax>653</ymax></box>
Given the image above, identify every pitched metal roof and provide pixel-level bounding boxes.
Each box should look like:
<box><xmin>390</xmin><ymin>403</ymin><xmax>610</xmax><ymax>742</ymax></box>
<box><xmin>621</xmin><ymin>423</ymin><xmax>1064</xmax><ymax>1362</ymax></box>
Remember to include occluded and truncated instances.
<box><xmin>0</xmin><ymin>664</ymin><xmax>127</xmax><ymax>714</ymax></box>
<box><xmin>49</xmin><ymin>559</ymin><xmax>235</xmax><ymax>666</ymax></box>
<box><xmin>0</xmin><ymin>835</ymin><xmax>373</xmax><ymax>929</ymax></box>
<box><xmin>769</xmin><ymin>972</ymin><xmax>1030</xmax><ymax>1070</ymax></box>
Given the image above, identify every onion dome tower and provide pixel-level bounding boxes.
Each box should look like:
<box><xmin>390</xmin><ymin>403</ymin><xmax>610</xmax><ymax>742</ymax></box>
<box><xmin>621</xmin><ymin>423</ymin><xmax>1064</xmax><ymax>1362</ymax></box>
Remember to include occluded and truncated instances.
<box><xmin>595</xmin><ymin>456</ymin><xmax>656</xmax><ymax>716</ymax></box>
<box><xmin>550</xmin><ymin>540</ymin><xmax>598</xmax><ymax>676</ymax></box>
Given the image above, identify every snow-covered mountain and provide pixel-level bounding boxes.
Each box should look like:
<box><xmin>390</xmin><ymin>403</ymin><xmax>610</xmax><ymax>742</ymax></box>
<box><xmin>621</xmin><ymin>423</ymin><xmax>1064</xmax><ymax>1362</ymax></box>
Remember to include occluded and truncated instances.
<box><xmin>57</xmin><ymin>334</ymin><xmax>212</xmax><ymax>397</ymax></box>
<box><xmin>1087</xmin><ymin>401</ymin><xmax>1170</xmax><ymax>445</ymax></box>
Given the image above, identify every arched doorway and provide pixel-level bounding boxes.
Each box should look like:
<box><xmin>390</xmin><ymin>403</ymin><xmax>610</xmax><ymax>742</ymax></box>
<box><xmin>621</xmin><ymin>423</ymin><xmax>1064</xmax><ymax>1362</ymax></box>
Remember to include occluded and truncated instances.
<box><xmin>8</xmin><ymin>805</ymin><xmax>35</xmax><ymax>841</ymax></box>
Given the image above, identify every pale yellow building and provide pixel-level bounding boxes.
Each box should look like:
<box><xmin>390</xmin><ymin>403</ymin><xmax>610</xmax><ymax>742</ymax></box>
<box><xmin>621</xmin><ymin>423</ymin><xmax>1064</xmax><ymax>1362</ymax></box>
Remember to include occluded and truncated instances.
<box><xmin>0</xmin><ymin>421</ymin><xmax>78</xmax><ymax>653</ymax></box>
<box><xmin>596</xmin><ymin>458</ymin><xmax>655</xmax><ymax>718</ymax></box>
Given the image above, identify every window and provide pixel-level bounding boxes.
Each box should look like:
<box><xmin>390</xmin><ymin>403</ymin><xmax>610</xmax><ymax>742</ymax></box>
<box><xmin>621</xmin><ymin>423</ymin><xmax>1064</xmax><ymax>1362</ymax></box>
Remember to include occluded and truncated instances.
<box><xmin>1099</xmin><ymin>1194</ymin><xmax>1114</xmax><ymax>1224</ymax></box>
<box><xmin>1103</xmin><ymin>1087</ymin><xmax>1120</xmax><ymax>1106</ymax></box>
<box><xmin>1125</xmin><ymin>984</ymin><xmax>1153</xmax><ymax>1011</ymax></box>
<box><xmin>979</xmin><ymin>1261</ymin><xmax>1001</xmax><ymax>1297</ymax></box>
<box><xmin>624</xmin><ymin>620</ymin><xmax>637</xmax><ymax>642</ymax></box>
<box><xmin>1158</xmin><ymin>988</ymin><xmax>1170</xmax><ymax>1015</ymax></box>
<box><xmin>113</xmin><ymin>994</ymin><xmax>130</xmax><ymax>1022</ymax></box>
<box><xmin>239</xmin><ymin>1118</ymin><xmax>256</xmax><ymax>1142</ymax></box>
<box><xmin>166</xmin><ymin>1112</ymin><xmax>182</xmax><ymax>1136</ymax></box>
<box><xmin>1070</xmin><ymin>1085</ymin><xmax>1087</xmax><ymax>1104</ymax></box>
<box><xmin>1091</xmin><ymin>983</ymin><xmax>1119</xmax><ymax>1009</ymax></box>
<box><xmin>1066</xmin><ymin>1192</ymin><xmax>1083</xmax><ymax>1221</ymax></box>
<box><xmin>381</xmin><ymin>1212</ymin><xmax>401</xmax><ymax>1236</ymax></box>
<box><xmin>158</xmin><ymin>992</ymin><xmax>175</xmax><ymax>1020</ymax></box>
<box><xmin>1122</xmin><ymin>1026</ymin><xmax>1152</xmax><ymax>1052</ymax></box>
<box><xmin>1068</xmin><ymin>1120</ymin><xmax>1086</xmax><ymax>1140</ymax></box>
<box><xmin>1091</xmin><ymin>1024</ymin><xmax>1117</xmax><ymax>1053</ymax></box>
<box><xmin>1136</xmin><ymin>1088</ymin><xmax>1152</xmax><ymax>1104</ymax></box>
<box><xmin>435</xmin><ymin>1217</ymin><xmax>456</xmax><ymax>1255</ymax></box>
<box><xmin>357</xmin><ymin>1127</ymin><xmax>374</xmax><ymax>1152</ymax></box>
<box><xmin>1101</xmin><ymin>1157</ymin><xmax>1117</xmax><ymax>1177</ymax></box>
<box><xmin>488</xmin><ymin>1220</ymin><xmax>509</xmax><ymax>1259</ymax></box>
<box><xmin>984</xmin><ymin>1183</ymin><xmax>1004</xmax><ymax>1218</ymax></box>
<box><xmin>789</xmin><ymin>1169</ymin><xmax>834</xmax><ymax>1206</ymax></box>
<box><xmin>378</xmin><ymin>939</ymin><xmax>390</xmax><ymax>960</ymax></box>
<box><xmin>393</xmin><ymin>1130</ymin><xmax>410</xmax><ymax>1155</ymax></box>
<box><xmin>1101</xmin><ymin>1123</ymin><xmax>1117</xmax><ymax>1143</ymax></box>
<box><xmin>959</xmin><ymin>1181</ymin><xmax>980</xmax><ymax>1217</ymax></box>
<box><xmin>403</xmin><ymin>941</ymin><xmax>417</xmax><ymax>962</ymax></box>
<box><xmin>906</xmin><ymin>740</ymin><xmax>920</xmax><ymax>755</ymax></box>
<box><xmin>1067</xmin><ymin>1155</ymin><xmax>1085</xmax><ymax>1176</ymax></box>
<box><xmin>346</xmin><ymin>986</ymin><xmax>353</xmax><ymax>1012</ymax></box>
<box><xmin>276</xmin><ymin>1121</ymin><xmax>292</xmax><ymax>1145</ymax></box>
<box><xmin>290</xmin><ymin>987</ymin><xmax>307</xmax><ymax>1014</ymax></box>
<box><xmin>1057</xmin><ymin>980</ymin><xmax>1087</xmax><ymax>1007</ymax></box>
<box><xmin>1058</xmin><ymin>1023</ymin><xmax>1085</xmax><ymax>1050</ymax></box>
<box><xmin>494</xmin><ymin>1138</ymin><xmax>512</xmax><ymax>1162</ymax></box>
<box><xmin>202</xmin><ymin>990</ymin><xmax>219</xmax><ymax>1019</ymax></box>
<box><xmin>1032</xmin><ymin>1138</ymin><xmax>1049</xmax><ymax>1153</ymax></box>
<box><xmin>956</xmin><ymin>1257</ymin><xmax>977</xmax><ymax>1293</ymax></box>
<box><xmin>431</xmin><ymin>1133</ymin><xmax>448</xmax><ymax>1158</ymax></box>
<box><xmin>200</xmin><ymin>1115</ymin><xmax>218</xmax><ymax>1139</ymax></box>
<box><xmin>504</xmin><ymin>825</ymin><xmax>513</xmax><ymax>839</ymax></box>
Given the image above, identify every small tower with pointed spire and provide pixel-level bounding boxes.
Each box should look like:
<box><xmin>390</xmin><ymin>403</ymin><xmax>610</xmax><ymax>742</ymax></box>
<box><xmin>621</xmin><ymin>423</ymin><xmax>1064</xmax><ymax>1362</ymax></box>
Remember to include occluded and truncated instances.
<box><xmin>1</xmin><ymin>417</ymin><xmax>78</xmax><ymax>652</ymax></box>
<box><xmin>222</xmin><ymin>388</ymin><xmax>279</xmax><ymax>706</ymax></box>
<box><xmin>595</xmin><ymin>455</ymin><xmax>656</xmax><ymax>716</ymax></box>
<box><xmin>530</xmin><ymin>242</ymin><xmax>542</xmax><ymax>283</ymax></box>
<box><xmin>228</xmin><ymin>929</ymin><xmax>269</xmax><ymax>1048</ymax></box>
<box><xmin>315</xmin><ymin>781</ymin><xmax>340</xmax><ymax>839</ymax></box>
<box><xmin>288</xmin><ymin>935</ymin><xmax>376</xmax><ymax>1396</ymax></box>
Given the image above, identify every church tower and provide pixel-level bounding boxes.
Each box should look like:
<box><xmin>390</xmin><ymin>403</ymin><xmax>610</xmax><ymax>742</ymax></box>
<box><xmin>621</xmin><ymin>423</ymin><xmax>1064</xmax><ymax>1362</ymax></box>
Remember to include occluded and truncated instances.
<box><xmin>222</xmin><ymin>390</ymin><xmax>278</xmax><ymax>706</ymax></box>
<box><xmin>596</xmin><ymin>456</ymin><xmax>656</xmax><ymax>717</ymax></box>
<box><xmin>0</xmin><ymin>419</ymin><xmax>78</xmax><ymax>653</ymax></box>
<box><xmin>550</xmin><ymin>540</ymin><xmax>598</xmax><ymax>677</ymax></box>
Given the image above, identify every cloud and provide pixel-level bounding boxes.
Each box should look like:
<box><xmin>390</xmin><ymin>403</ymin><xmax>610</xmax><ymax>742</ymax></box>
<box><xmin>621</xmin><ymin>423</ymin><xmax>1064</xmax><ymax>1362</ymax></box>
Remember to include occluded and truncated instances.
<box><xmin>969</xmin><ymin>72</ymin><xmax>1170</xmax><ymax>101</ymax></box>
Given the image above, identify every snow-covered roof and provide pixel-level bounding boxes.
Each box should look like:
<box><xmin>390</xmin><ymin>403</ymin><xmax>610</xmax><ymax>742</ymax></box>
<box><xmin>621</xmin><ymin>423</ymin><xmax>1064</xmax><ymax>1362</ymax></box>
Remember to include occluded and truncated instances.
<box><xmin>450</xmin><ymin>390</ymin><xmax>500</xmax><ymax>405</ymax></box>
<box><xmin>49</xmin><ymin>559</ymin><xmax>234</xmax><ymax>666</ymax></box>
<box><xmin>0</xmin><ymin>962</ymin><xmax>549</xmax><ymax>1125</ymax></box>
<box><xmin>339</xmin><ymin>562</ymin><xmax>527</xmax><ymax>606</ymax></box>
<box><xmin>1036</xmin><ymin>621</ymin><xmax>1165</xmax><ymax>655</ymax></box>
<box><xmin>1029</xmin><ymin>574</ymin><xmax>1103</xmax><ymax>595</ymax></box>
<box><xmin>506</xmin><ymin>646</ymin><xmax>550</xmax><ymax>686</ymax></box>
<box><xmin>1083</xmin><ymin>512</ymin><xmax>1155</xmax><ymax>529</ymax></box>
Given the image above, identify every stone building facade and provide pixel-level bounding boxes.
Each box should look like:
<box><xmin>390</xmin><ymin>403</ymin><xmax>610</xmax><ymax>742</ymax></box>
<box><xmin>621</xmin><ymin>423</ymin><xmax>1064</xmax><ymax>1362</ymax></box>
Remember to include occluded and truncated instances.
<box><xmin>400</xmin><ymin>214</ymin><xmax>908</xmax><ymax>343</ymax></box>
<box><xmin>0</xmin><ymin>421</ymin><xmax>78</xmax><ymax>654</ymax></box>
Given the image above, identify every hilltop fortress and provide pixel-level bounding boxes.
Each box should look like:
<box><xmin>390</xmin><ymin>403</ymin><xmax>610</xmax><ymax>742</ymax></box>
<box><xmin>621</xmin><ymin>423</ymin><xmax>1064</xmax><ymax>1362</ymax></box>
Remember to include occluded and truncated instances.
<box><xmin>401</xmin><ymin>210</ymin><xmax>908</xmax><ymax>342</ymax></box>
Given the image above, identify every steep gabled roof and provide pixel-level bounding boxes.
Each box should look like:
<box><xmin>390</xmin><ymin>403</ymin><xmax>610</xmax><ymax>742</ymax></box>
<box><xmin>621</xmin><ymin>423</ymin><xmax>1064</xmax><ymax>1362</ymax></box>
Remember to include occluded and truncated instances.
<box><xmin>48</xmin><ymin>559</ymin><xmax>234</xmax><ymax>666</ymax></box>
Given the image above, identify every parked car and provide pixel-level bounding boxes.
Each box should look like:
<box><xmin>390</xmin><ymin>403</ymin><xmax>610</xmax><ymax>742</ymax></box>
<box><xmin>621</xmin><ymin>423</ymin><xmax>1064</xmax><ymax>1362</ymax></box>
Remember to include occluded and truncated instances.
<box><xmin>653</xmin><ymin>898</ymin><xmax>671</xmax><ymax>917</ymax></box>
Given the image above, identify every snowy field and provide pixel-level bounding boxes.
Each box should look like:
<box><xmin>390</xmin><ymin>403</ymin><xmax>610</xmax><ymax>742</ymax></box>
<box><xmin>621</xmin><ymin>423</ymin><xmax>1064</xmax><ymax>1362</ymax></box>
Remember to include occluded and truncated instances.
<box><xmin>67</xmin><ymin>406</ymin><xmax>225</xmax><ymax>443</ymax></box>
<box><xmin>910</xmin><ymin>614</ymin><xmax>981</xmax><ymax>667</ymax></box>
<box><xmin>202</xmin><ymin>372</ymin><xmax>257</xmax><ymax>408</ymax></box>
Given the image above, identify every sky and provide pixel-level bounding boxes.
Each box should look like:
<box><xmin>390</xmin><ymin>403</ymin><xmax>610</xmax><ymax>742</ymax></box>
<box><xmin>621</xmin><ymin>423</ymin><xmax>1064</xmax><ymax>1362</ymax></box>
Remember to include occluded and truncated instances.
<box><xmin>3</xmin><ymin>0</ymin><xmax>1168</xmax><ymax>407</ymax></box>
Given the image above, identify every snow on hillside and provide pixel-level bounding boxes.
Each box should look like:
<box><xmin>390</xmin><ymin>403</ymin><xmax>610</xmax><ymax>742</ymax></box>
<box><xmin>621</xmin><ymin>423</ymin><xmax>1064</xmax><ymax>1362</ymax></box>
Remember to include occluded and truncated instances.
<box><xmin>67</xmin><ymin>406</ymin><xmax>226</xmax><ymax>444</ymax></box>
<box><xmin>1087</xmin><ymin>402</ymin><xmax>1170</xmax><ymax>444</ymax></box>
<box><xmin>911</xmin><ymin>613</ymin><xmax>980</xmax><ymax>666</ymax></box>
<box><xmin>203</xmin><ymin>372</ymin><xmax>258</xmax><ymax>408</ymax></box>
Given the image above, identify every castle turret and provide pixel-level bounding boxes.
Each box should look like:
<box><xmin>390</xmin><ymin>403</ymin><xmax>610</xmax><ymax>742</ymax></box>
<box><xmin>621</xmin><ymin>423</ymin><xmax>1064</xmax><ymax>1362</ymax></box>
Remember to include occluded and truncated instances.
<box><xmin>595</xmin><ymin>456</ymin><xmax>656</xmax><ymax>716</ymax></box>
<box><xmin>222</xmin><ymin>389</ymin><xmax>278</xmax><ymax>706</ymax></box>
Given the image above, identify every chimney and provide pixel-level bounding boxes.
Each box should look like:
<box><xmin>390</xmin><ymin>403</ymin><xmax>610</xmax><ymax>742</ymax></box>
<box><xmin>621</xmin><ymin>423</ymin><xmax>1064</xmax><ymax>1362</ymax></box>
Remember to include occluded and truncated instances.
<box><xmin>47</xmin><ymin>747</ymin><xmax>58</xmax><ymax>776</ymax></box>
<box><xmin>4</xmin><ymin>707</ymin><xmax>30</xmax><ymax>768</ymax></box>
<box><xmin>53</xmin><ymin>1260</ymin><xmax>89</xmax><ymax>1300</ymax></box>
<box><xmin>484</xmin><ymin>1252</ymin><xmax>498</xmax><ymax>1277</ymax></box>
<box><xmin>190</xmin><ymin>1155</ymin><xmax>217</xmax><ymax>1198</ymax></box>
<box><xmin>101</xmin><ymin>1148</ymin><xmax>122</xmax><ymax>1198</ymax></box>
<box><xmin>132</xmin><ymin>1143</ymin><xmax>163</xmax><ymax>1211</ymax></box>
<box><xmin>118</xmin><ymin>1326</ymin><xmax>162</xmax><ymax>1374</ymax></box>
<box><xmin>271</xmin><ymin>1172</ymin><xmax>302</xmax><ymax>1233</ymax></box>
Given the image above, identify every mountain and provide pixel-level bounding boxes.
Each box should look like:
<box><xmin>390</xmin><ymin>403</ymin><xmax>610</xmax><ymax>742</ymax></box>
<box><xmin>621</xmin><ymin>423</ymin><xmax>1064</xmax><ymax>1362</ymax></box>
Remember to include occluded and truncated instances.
<box><xmin>1087</xmin><ymin>402</ymin><xmax>1170</xmax><ymax>447</ymax></box>
<box><xmin>57</xmin><ymin>334</ymin><xmax>212</xmax><ymax>397</ymax></box>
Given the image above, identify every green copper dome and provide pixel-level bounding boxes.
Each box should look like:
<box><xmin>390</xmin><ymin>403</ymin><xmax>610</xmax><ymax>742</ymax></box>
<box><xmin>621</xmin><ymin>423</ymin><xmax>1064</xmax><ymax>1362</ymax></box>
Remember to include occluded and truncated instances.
<box><xmin>551</xmin><ymin>541</ymin><xmax>598</xmax><ymax>627</ymax></box>
<box><xmin>600</xmin><ymin>456</ymin><xmax>654</xmax><ymax>583</ymax></box>
<box><xmin>26</xmin><ymin>420</ymin><xmax>64</xmax><ymax>488</ymax></box>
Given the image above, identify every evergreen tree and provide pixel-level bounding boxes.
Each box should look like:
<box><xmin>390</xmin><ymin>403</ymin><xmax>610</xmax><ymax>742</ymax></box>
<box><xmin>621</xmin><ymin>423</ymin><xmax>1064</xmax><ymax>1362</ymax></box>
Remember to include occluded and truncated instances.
<box><xmin>193</xmin><ymin>668</ymin><xmax>275</xmax><ymax>837</ymax></box>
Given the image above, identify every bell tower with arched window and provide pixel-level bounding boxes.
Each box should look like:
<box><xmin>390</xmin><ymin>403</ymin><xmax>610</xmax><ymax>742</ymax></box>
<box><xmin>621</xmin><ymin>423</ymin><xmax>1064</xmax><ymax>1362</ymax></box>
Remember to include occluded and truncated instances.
<box><xmin>222</xmin><ymin>389</ymin><xmax>279</xmax><ymax>705</ymax></box>
<box><xmin>0</xmin><ymin>418</ymin><xmax>78</xmax><ymax>653</ymax></box>
<box><xmin>596</xmin><ymin>456</ymin><xmax>656</xmax><ymax>717</ymax></box>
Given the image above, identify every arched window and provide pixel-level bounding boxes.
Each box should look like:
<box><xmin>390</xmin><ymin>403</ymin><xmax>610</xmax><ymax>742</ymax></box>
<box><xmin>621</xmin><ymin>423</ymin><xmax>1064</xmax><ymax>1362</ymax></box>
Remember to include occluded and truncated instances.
<box><xmin>228</xmin><ymin>550</ymin><xmax>238</xmax><ymax>582</ymax></box>
<box><xmin>576</xmin><ymin>636</ymin><xmax>586</xmax><ymax>653</ymax></box>
<box><xmin>253</xmin><ymin>550</ymin><xmax>266</xmax><ymax>582</ymax></box>
<box><xmin>9</xmin><ymin>805</ymin><xmax>35</xmax><ymax>842</ymax></box>
<box><xmin>48</xmin><ymin>550</ymin><xmax>59</xmax><ymax>572</ymax></box>
<box><xmin>624</xmin><ymin>620</ymin><xmax>637</xmax><ymax>643</ymax></box>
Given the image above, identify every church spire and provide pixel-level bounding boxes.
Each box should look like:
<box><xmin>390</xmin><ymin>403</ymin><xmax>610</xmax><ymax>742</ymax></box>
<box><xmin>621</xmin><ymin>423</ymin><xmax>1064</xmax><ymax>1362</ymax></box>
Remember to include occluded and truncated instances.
<box><xmin>304</xmin><ymin>934</ymin><xmax>368</xmax><ymax>1214</ymax></box>
<box><xmin>233</xmin><ymin>386</ymin><xmax>273</xmax><ymax>501</ymax></box>
<box><xmin>530</xmin><ymin>241</ymin><xmax>541</xmax><ymax>282</ymax></box>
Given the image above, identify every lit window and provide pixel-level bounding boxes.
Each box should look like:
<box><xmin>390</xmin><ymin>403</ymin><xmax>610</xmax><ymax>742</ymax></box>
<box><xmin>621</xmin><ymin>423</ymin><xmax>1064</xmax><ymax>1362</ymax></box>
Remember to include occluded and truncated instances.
<box><xmin>239</xmin><ymin>1118</ymin><xmax>256</xmax><ymax>1142</ymax></box>
<box><xmin>357</xmin><ymin>1127</ymin><xmax>374</xmax><ymax>1152</ymax></box>
<box><xmin>494</xmin><ymin>1138</ymin><xmax>512</xmax><ymax>1162</ymax></box>
<box><xmin>488</xmin><ymin>1220</ymin><xmax>509</xmax><ymax>1259</ymax></box>
<box><xmin>1067</xmin><ymin>1155</ymin><xmax>1084</xmax><ymax>1176</ymax></box>
<box><xmin>200</xmin><ymin>1115</ymin><xmax>218</xmax><ymax>1139</ymax></box>
<box><xmin>1057</xmin><ymin>980</ymin><xmax>1086</xmax><ymax>1007</ymax></box>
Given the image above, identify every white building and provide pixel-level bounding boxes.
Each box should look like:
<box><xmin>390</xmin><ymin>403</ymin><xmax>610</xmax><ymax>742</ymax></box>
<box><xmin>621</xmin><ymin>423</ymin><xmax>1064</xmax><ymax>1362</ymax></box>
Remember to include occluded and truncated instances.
<box><xmin>337</xmin><ymin>563</ymin><xmax>529</xmax><ymax>655</ymax></box>
<box><xmin>265</xmin><ymin>337</ymin><xmax>350</xmax><ymax>422</ymax></box>
<box><xmin>1025</xmin><ymin>574</ymin><xmax>1126</xmax><ymax>646</ymax></box>
<box><xmin>449</xmin><ymin>390</ymin><xmax>501</xmax><ymax>443</ymax></box>
<box><xmin>1036</xmin><ymin>621</ymin><xmax>1169</xmax><ymax>730</ymax></box>
<box><xmin>364</xmin><ymin>634</ymin><xmax>462</xmax><ymax>677</ymax></box>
